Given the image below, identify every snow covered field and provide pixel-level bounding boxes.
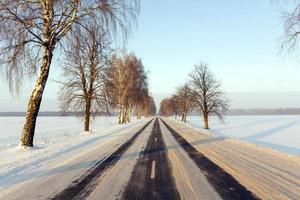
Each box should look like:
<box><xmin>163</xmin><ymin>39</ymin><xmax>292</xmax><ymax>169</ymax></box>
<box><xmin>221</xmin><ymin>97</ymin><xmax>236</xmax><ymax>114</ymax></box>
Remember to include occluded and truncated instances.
<box><xmin>0</xmin><ymin>116</ymin><xmax>146</xmax><ymax>190</ymax></box>
<box><xmin>0</xmin><ymin>116</ymin><xmax>119</xmax><ymax>151</ymax></box>
<box><xmin>0</xmin><ymin>116</ymin><xmax>299</xmax><ymax>199</ymax></box>
<box><xmin>166</xmin><ymin>119</ymin><xmax>300</xmax><ymax>199</ymax></box>
<box><xmin>183</xmin><ymin>115</ymin><xmax>300</xmax><ymax>155</ymax></box>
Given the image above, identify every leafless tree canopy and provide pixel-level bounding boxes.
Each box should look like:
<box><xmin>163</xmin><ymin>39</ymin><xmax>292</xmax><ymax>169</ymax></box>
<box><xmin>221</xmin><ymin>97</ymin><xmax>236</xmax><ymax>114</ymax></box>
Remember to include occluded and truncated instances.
<box><xmin>189</xmin><ymin>63</ymin><xmax>229</xmax><ymax>129</ymax></box>
<box><xmin>159</xmin><ymin>97</ymin><xmax>176</xmax><ymax>117</ymax></box>
<box><xmin>136</xmin><ymin>95</ymin><xmax>156</xmax><ymax>118</ymax></box>
<box><xmin>106</xmin><ymin>52</ymin><xmax>155</xmax><ymax>123</ymax></box>
<box><xmin>0</xmin><ymin>0</ymin><xmax>140</xmax><ymax>147</ymax></box>
<box><xmin>281</xmin><ymin>2</ymin><xmax>300</xmax><ymax>51</ymax></box>
<box><xmin>0</xmin><ymin>0</ymin><xmax>139</xmax><ymax>91</ymax></box>
<box><xmin>173</xmin><ymin>84</ymin><xmax>195</xmax><ymax>122</ymax></box>
<box><xmin>58</xmin><ymin>24</ymin><xmax>111</xmax><ymax>132</ymax></box>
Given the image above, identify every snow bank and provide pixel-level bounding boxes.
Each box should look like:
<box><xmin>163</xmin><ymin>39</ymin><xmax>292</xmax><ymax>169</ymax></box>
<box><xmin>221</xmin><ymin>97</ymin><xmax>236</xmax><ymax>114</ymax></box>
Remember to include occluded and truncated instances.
<box><xmin>165</xmin><ymin>119</ymin><xmax>300</xmax><ymax>200</ymax></box>
<box><xmin>0</xmin><ymin>116</ymin><xmax>145</xmax><ymax>188</ymax></box>
<box><xmin>174</xmin><ymin>115</ymin><xmax>300</xmax><ymax>155</ymax></box>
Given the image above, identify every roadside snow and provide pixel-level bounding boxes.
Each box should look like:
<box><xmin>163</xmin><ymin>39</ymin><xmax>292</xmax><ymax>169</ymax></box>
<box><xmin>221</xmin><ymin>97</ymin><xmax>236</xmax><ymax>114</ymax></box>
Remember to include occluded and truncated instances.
<box><xmin>177</xmin><ymin>115</ymin><xmax>300</xmax><ymax>155</ymax></box>
<box><xmin>0</xmin><ymin>116</ymin><xmax>145</xmax><ymax>189</ymax></box>
<box><xmin>165</xmin><ymin>119</ymin><xmax>300</xmax><ymax>200</ymax></box>
<box><xmin>0</xmin><ymin>116</ymin><xmax>118</xmax><ymax>151</ymax></box>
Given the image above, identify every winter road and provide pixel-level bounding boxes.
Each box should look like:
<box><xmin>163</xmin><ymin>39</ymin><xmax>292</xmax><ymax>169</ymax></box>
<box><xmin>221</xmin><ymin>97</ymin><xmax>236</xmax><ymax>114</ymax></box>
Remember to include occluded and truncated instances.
<box><xmin>1</xmin><ymin>117</ymin><xmax>299</xmax><ymax>199</ymax></box>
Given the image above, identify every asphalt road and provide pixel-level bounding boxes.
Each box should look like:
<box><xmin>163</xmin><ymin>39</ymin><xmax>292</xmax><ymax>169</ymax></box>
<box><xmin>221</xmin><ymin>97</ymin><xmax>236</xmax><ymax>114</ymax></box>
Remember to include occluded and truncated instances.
<box><xmin>161</xmin><ymin>118</ymin><xmax>259</xmax><ymax>200</ymax></box>
<box><xmin>53</xmin><ymin>117</ymin><xmax>258</xmax><ymax>200</ymax></box>
<box><xmin>52</xmin><ymin>117</ymin><xmax>260</xmax><ymax>200</ymax></box>
<box><xmin>52</xmin><ymin>119</ymin><xmax>154</xmax><ymax>200</ymax></box>
<box><xmin>122</xmin><ymin>118</ymin><xmax>180</xmax><ymax>200</ymax></box>
<box><xmin>2</xmin><ymin>117</ymin><xmax>261</xmax><ymax>200</ymax></box>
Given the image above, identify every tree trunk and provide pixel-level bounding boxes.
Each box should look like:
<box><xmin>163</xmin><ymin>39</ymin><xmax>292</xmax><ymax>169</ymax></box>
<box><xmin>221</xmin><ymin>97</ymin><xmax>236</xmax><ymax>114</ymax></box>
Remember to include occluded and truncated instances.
<box><xmin>124</xmin><ymin>107</ymin><xmax>131</xmax><ymax>123</ymax></box>
<box><xmin>118</xmin><ymin>106</ymin><xmax>124</xmax><ymax>124</ymax></box>
<box><xmin>123</xmin><ymin>109</ymin><xmax>127</xmax><ymax>123</ymax></box>
<box><xmin>127</xmin><ymin>108</ymin><xmax>131</xmax><ymax>122</ymax></box>
<box><xmin>181</xmin><ymin>111</ymin><xmax>187</xmax><ymax>123</ymax></box>
<box><xmin>203</xmin><ymin>112</ymin><xmax>209</xmax><ymax>129</ymax></box>
<box><xmin>122</xmin><ymin>108</ymin><xmax>126</xmax><ymax>123</ymax></box>
<box><xmin>120</xmin><ymin>107</ymin><xmax>126</xmax><ymax>124</ymax></box>
<box><xmin>181</xmin><ymin>113</ymin><xmax>185</xmax><ymax>122</ymax></box>
<box><xmin>20</xmin><ymin>47</ymin><xmax>53</xmax><ymax>147</ymax></box>
<box><xmin>84</xmin><ymin>99</ymin><xmax>91</xmax><ymax>132</ymax></box>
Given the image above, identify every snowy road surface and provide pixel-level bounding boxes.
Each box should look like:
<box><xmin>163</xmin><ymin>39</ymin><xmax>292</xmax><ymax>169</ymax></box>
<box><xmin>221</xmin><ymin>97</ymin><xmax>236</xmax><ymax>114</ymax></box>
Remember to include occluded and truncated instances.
<box><xmin>1</xmin><ymin>117</ymin><xmax>299</xmax><ymax>199</ymax></box>
<box><xmin>122</xmin><ymin>119</ymin><xmax>180</xmax><ymax>200</ymax></box>
<box><xmin>165</xmin><ymin>118</ymin><xmax>300</xmax><ymax>200</ymax></box>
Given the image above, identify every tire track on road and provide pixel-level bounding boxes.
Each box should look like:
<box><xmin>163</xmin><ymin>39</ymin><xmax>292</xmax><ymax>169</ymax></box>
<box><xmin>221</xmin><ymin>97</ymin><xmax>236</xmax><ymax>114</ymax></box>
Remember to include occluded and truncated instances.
<box><xmin>161</xmin><ymin>118</ymin><xmax>260</xmax><ymax>200</ymax></box>
<box><xmin>122</xmin><ymin>118</ymin><xmax>180</xmax><ymax>200</ymax></box>
<box><xmin>52</xmin><ymin>118</ymin><xmax>154</xmax><ymax>200</ymax></box>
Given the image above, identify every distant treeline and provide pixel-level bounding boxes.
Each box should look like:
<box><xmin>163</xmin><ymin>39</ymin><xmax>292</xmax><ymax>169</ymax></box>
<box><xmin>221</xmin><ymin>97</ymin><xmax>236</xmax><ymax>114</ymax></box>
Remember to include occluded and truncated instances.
<box><xmin>227</xmin><ymin>108</ymin><xmax>300</xmax><ymax>115</ymax></box>
<box><xmin>2</xmin><ymin>108</ymin><xmax>300</xmax><ymax>117</ymax></box>
<box><xmin>187</xmin><ymin>108</ymin><xmax>300</xmax><ymax>116</ymax></box>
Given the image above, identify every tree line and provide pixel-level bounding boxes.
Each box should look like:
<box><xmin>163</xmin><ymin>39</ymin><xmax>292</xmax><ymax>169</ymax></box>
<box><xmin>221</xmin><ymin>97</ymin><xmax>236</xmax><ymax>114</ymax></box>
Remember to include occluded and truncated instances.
<box><xmin>58</xmin><ymin>26</ymin><xmax>156</xmax><ymax>131</ymax></box>
<box><xmin>106</xmin><ymin>52</ymin><xmax>156</xmax><ymax>124</ymax></box>
<box><xmin>159</xmin><ymin>1</ymin><xmax>300</xmax><ymax>129</ymax></box>
<box><xmin>0</xmin><ymin>0</ymin><xmax>156</xmax><ymax>148</ymax></box>
<box><xmin>1</xmin><ymin>1</ymin><xmax>300</xmax><ymax>146</ymax></box>
<box><xmin>159</xmin><ymin>63</ymin><xmax>229</xmax><ymax>129</ymax></box>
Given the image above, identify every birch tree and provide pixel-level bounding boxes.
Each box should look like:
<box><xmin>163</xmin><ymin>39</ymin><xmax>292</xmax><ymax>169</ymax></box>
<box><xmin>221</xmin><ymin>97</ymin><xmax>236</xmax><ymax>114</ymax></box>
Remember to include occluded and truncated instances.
<box><xmin>136</xmin><ymin>93</ymin><xmax>156</xmax><ymax>118</ymax></box>
<box><xmin>170</xmin><ymin>95</ymin><xmax>179</xmax><ymax>119</ymax></box>
<box><xmin>58</xmin><ymin>25</ymin><xmax>111</xmax><ymax>133</ymax></box>
<box><xmin>143</xmin><ymin>96</ymin><xmax>157</xmax><ymax>117</ymax></box>
<box><xmin>174</xmin><ymin>84</ymin><xmax>195</xmax><ymax>123</ymax></box>
<box><xmin>0</xmin><ymin>0</ymin><xmax>139</xmax><ymax>147</ymax></box>
<box><xmin>281</xmin><ymin>3</ymin><xmax>300</xmax><ymax>51</ymax></box>
<box><xmin>135</xmin><ymin>89</ymin><xmax>149</xmax><ymax>119</ymax></box>
<box><xmin>106</xmin><ymin>53</ymin><xmax>148</xmax><ymax>123</ymax></box>
<box><xmin>159</xmin><ymin>98</ymin><xmax>175</xmax><ymax>117</ymax></box>
<box><xmin>189</xmin><ymin>63</ymin><xmax>229</xmax><ymax>129</ymax></box>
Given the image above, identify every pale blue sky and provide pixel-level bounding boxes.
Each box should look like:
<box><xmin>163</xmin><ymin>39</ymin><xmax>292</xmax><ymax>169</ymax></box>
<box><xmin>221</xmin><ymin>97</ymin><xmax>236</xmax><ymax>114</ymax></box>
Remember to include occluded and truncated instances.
<box><xmin>1</xmin><ymin>0</ymin><xmax>300</xmax><ymax>111</ymax></box>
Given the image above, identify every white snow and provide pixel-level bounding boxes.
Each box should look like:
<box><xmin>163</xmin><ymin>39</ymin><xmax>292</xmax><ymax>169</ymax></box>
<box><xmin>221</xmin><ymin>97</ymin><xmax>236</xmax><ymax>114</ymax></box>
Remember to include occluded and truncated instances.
<box><xmin>165</xmin><ymin>119</ymin><xmax>300</xmax><ymax>200</ymax></box>
<box><xmin>0</xmin><ymin>116</ymin><xmax>146</xmax><ymax>191</ymax></box>
<box><xmin>0</xmin><ymin>116</ymin><xmax>119</xmax><ymax>151</ymax></box>
<box><xmin>159</xmin><ymin>120</ymin><xmax>221</xmax><ymax>199</ymax></box>
<box><xmin>180</xmin><ymin>115</ymin><xmax>300</xmax><ymax>155</ymax></box>
<box><xmin>1</xmin><ymin>115</ymin><xmax>299</xmax><ymax>199</ymax></box>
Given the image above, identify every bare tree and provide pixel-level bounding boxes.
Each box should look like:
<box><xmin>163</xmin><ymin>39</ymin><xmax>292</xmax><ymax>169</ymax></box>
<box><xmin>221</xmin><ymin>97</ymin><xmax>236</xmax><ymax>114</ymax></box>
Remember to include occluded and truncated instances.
<box><xmin>106</xmin><ymin>53</ymin><xmax>130</xmax><ymax>123</ymax></box>
<box><xmin>106</xmin><ymin>52</ymin><xmax>148</xmax><ymax>123</ymax></box>
<box><xmin>129</xmin><ymin>56</ymin><xmax>149</xmax><ymax>121</ymax></box>
<box><xmin>170</xmin><ymin>95</ymin><xmax>179</xmax><ymax>120</ymax></box>
<box><xmin>174</xmin><ymin>84</ymin><xmax>195</xmax><ymax>123</ymax></box>
<box><xmin>159</xmin><ymin>98</ymin><xmax>175</xmax><ymax>117</ymax></box>
<box><xmin>281</xmin><ymin>3</ymin><xmax>300</xmax><ymax>51</ymax></box>
<box><xmin>135</xmin><ymin>88</ymin><xmax>149</xmax><ymax>119</ymax></box>
<box><xmin>146</xmin><ymin>96</ymin><xmax>157</xmax><ymax>117</ymax></box>
<box><xmin>189</xmin><ymin>63</ymin><xmax>229</xmax><ymax>129</ymax></box>
<box><xmin>0</xmin><ymin>0</ymin><xmax>139</xmax><ymax>147</ymax></box>
<box><xmin>58</xmin><ymin>25</ymin><xmax>111</xmax><ymax>133</ymax></box>
<box><xmin>136</xmin><ymin>95</ymin><xmax>156</xmax><ymax>118</ymax></box>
